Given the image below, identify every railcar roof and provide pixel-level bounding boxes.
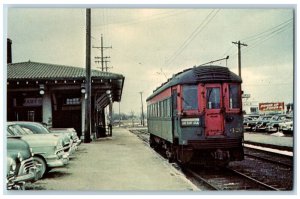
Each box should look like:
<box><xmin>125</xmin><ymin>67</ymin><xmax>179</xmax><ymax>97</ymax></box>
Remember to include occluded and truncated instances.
<box><xmin>147</xmin><ymin>65</ymin><xmax>242</xmax><ymax>101</ymax></box>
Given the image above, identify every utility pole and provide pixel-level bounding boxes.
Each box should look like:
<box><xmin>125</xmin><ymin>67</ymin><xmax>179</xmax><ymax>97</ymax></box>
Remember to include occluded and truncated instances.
<box><xmin>139</xmin><ymin>92</ymin><xmax>145</xmax><ymax>126</ymax></box>
<box><xmin>84</xmin><ymin>8</ymin><xmax>92</xmax><ymax>143</ymax></box>
<box><xmin>93</xmin><ymin>34</ymin><xmax>112</xmax><ymax>71</ymax></box>
<box><xmin>232</xmin><ymin>41</ymin><xmax>247</xmax><ymax>78</ymax></box>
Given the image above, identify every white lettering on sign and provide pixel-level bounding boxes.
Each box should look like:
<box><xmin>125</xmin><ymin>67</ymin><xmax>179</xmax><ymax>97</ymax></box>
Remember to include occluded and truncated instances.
<box><xmin>181</xmin><ymin>118</ymin><xmax>200</xmax><ymax>126</ymax></box>
<box><xmin>23</xmin><ymin>98</ymin><xmax>43</xmax><ymax>107</ymax></box>
<box><xmin>259</xmin><ymin>102</ymin><xmax>284</xmax><ymax>112</ymax></box>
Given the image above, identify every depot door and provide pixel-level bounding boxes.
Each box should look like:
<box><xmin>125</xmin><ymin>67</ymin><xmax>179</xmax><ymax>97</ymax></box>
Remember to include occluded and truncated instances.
<box><xmin>205</xmin><ymin>84</ymin><xmax>224</xmax><ymax>136</ymax></box>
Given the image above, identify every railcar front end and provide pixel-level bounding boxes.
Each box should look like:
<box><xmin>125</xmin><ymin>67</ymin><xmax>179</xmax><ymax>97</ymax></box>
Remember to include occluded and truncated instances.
<box><xmin>147</xmin><ymin>65</ymin><xmax>244</xmax><ymax>165</ymax></box>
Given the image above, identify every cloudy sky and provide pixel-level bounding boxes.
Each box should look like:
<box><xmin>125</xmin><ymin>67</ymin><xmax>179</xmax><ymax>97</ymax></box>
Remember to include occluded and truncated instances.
<box><xmin>6</xmin><ymin>6</ymin><xmax>294</xmax><ymax>115</ymax></box>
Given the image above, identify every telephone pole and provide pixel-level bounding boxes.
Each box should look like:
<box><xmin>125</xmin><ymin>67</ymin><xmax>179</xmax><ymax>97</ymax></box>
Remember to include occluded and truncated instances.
<box><xmin>93</xmin><ymin>34</ymin><xmax>112</xmax><ymax>71</ymax></box>
<box><xmin>139</xmin><ymin>92</ymin><xmax>145</xmax><ymax>126</ymax></box>
<box><xmin>84</xmin><ymin>8</ymin><xmax>92</xmax><ymax>143</ymax></box>
<box><xmin>232</xmin><ymin>41</ymin><xmax>247</xmax><ymax>78</ymax></box>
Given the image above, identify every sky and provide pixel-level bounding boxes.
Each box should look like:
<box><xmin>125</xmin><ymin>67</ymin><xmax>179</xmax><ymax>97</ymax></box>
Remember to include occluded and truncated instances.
<box><xmin>6</xmin><ymin>6</ymin><xmax>294</xmax><ymax>115</ymax></box>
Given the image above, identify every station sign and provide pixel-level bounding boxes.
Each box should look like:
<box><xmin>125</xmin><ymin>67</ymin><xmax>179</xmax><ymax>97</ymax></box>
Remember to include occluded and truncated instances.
<box><xmin>259</xmin><ymin>102</ymin><xmax>284</xmax><ymax>112</ymax></box>
<box><xmin>23</xmin><ymin>98</ymin><xmax>42</xmax><ymax>107</ymax></box>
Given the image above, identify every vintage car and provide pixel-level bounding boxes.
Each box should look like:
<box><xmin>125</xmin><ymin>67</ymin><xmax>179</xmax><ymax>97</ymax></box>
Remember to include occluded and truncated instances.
<box><xmin>253</xmin><ymin>115</ymin><xmax>273</xmax><ymax>132</ymax></box>
<box><xmin>49</xmin><ymin>127</ymin><xmax>81</xmax><ymax>147</ymax></box>
<box><xmin>243</xmin><ymin>116</ymin><xmax>258</xmax><ymax>131</ymax></box>
<box><xmin>7</xmin><ymin>137</ymin><xmax>42</xmax><ymax>190</ymax></box>
<box><xmin>7</xmin><ymin>122</ymin><xmax>69</xmax><ymax>179</ymax></box>
<box><xmin>265</xmin><ymin>115</ymin><xmax>292</xmax><ymax>132</ymax></box>
<box><xmin>13</xmin><ymin>121</ymin><xmax>77</xmax><ymax>155</ymax></box>
<box><xmin>279</xmin><ymin>120</ymin><xmax>293</xmax><ymax>135</ymax></box>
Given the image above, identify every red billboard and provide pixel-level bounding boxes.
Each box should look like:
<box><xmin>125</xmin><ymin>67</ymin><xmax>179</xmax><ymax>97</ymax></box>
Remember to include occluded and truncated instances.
<box><xmin>259</xmin><ymin>102</ymin><xmax>284</xmax><ymax>112</ymax></box>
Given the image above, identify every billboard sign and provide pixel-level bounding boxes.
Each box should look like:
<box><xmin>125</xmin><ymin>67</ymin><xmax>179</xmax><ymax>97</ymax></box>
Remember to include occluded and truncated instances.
<box><xmin>259</xmin><ymin>102</ymin><xmax>284</xmax><ymax>112</ymax></box>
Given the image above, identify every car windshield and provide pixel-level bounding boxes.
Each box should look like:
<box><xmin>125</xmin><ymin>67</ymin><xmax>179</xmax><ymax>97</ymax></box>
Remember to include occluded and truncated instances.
<box><xmin>18</xmin><ymin>123</ymin><xmax>51</xmax><ymax>134</ymax></box>
<box><xmin>7</xmin><ymin>124</ymin><xmax>33</xmax><ymax>135</ymax></box>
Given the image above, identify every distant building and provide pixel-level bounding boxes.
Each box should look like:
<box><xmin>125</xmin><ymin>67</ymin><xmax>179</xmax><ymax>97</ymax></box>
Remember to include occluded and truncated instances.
<box><xmin>242</xmin><ymin>99</ymin><xmax>259</xmax><ymax>114</ymax></box>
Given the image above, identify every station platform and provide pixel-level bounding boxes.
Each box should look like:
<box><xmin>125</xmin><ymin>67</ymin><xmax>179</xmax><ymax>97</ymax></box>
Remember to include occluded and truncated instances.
<box><xmin>36</xmin><ymin>127</ymin><xmax>198</xmax><ymax>191</ymax></box>
<box><xmin>244</xmin><ymin>132</ymin><xmax>294</xmax><ymax>151</ymax></box>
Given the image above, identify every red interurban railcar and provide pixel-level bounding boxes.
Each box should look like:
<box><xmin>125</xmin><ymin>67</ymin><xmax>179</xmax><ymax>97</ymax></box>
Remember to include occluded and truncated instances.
<box><xmin>146</xmin><ymin>65</ymin><xmax>244</xmax><ymax>165</ymax></box>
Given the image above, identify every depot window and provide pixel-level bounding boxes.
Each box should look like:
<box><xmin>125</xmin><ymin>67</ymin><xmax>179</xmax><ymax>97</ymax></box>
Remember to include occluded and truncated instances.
<box><xmin>182</xmin><ymin>85</ymin><xmax>198</xmax><ymax>110</ymax></box>
<box><xmin>229</xmin><ymin>84</ymin><xmax>240</xmax><ymax>109</ymax></box>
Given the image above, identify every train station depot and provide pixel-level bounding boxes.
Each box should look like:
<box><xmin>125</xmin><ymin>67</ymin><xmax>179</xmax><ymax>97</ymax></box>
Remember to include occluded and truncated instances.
<box><xmin>7</xmin><ymin>61</ymin><xmax>125</xmax><ymax>140</ymax></box>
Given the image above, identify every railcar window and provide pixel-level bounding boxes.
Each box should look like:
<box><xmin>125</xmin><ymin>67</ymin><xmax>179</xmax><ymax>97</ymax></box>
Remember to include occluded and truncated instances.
<box><xmin>172</xmin><ymin>90</ymin><xmax>177</xmax><ymax>115</ymax></box>
<box><xmin>229</xmin><ymin>84</ymin><xmax>240</xmax><ymax>109</ymax></box>
<box><xmin>167</xmin><ymin>99</ymin><xmax>171</xmax><ymax>117</ymax></box>
<box><xmin>206</xmin><ymin>87</ymin><xmax>220</xmax><ymax>109</ymax></box>
<box><xmin>182</xmin><ymin>85</ymin><xmax>198</xmax><ymax>110</ymax></box>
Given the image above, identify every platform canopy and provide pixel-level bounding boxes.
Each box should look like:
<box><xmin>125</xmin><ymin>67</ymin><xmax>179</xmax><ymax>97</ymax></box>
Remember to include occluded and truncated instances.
<box><xmin>7</xmin><ymin>61</ymin><xmax>125</xmax><ymax>109</ymax></box>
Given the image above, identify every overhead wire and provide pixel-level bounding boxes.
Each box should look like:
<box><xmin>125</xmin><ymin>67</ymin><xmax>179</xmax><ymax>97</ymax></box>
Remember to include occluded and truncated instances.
<box><xmin>225</xmin><ymin>18</ymin><xmax>293</xmax><ymax>60</ymax></box>
<box><xmin>92</xmin><ymin>9</ymin><xmax>190</xmax><ymax>29</ymax></box>
<box><xmin>165</xmin><ymin>9</ymin><xmax>220</xmax><ymax>66</ymax></box>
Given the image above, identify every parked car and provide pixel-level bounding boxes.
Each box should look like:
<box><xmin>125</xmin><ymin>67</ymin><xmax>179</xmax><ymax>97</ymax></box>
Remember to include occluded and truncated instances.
<box><xmin>7</xmin><ymin>122</ymin><xmax>69</xmax><ymax>179</ymax></box>
<box><xmin>279</xmin><ymin>120</ymin><xmax>293</xmax><ymax>135</ymax></box>
<box><xmin>253</xmin><ymin>115</ymin><xmax>273</xmax><ymax>132</ymax></box>
<box><xmin>13</xmin><ymin>121</ymin><xmax>76</xmax><ymax>155</ymax></box>
<box><xmin>7</xmin><ymin>137</ymin><xmax>42</xmax><ymax>190</ymax></box>
<box><xmin>265</xmin><ymin>115</ymin><xmax>292</xmax><ymax>132</ymax></box>
<box><xmin>49</xmin><ymin>127</ymin><xmax>81</xmax><ymax>147</ymax></box>
<box><xmin>243</xmin><ymin>117</ymin><xmax>258</xmax><ymax>131</ymax></box>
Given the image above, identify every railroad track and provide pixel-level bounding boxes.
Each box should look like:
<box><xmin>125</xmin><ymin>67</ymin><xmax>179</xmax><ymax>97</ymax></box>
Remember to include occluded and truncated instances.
<box><xmin>185</xmin><ymin>167</ymin><xmax>280</xmax><ymax>190</ymax></box>
<box><xmin>129</xmin><ymin>128</ymin><xmax>293</xmax><ymax>190</ymax></box>
<box><xmin>244</xmin><ymin>147</ymin><xmax>293</xmax><ymax>168</ymax></box>
<box><xmin>129</xmin><ymin>129</ymin><xmax>149</xmax><ymax>144</ymax></box>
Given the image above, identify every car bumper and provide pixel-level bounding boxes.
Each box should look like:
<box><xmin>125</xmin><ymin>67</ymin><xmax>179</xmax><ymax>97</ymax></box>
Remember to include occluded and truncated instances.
<box><xmin>7</xmin><ymin>176</ymin><xmax>25</xmax><ymax>190</ymax></box>
<box><xmin>75</xmin><ymin>139</ymin><xmax>81</xmax><ymax>146</ymax></box>
<box><xmin>46</xmin><ymin>153</ymin><xmax>69</xmax><ymax>168</ymax></box>
<box><xmin>14</xmin><ymin>165</ymin><xmax>42</xmax><ymax>183</ymax></box>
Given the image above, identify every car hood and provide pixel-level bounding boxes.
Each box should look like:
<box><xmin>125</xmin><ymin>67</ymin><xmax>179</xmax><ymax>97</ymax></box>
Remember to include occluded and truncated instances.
<box><xmin>7</xmin><ymin>137</ymin><xmax>32</xmax><ymax>160</ymax></box>
<box><xmin>14</xmin><ymin>134</ymin><xmax>61</xmax><ymax>147</ymax></box>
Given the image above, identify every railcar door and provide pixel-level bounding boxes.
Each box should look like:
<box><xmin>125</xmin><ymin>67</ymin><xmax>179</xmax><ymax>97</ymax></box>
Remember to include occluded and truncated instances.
<box><xmin>204</xmin><ymin>84</ymin><xmax>224</xmax><ymax>136</ymax></box>
<box><xmin>171</xmin><ymin>89</ymin><xmax>179</xmax><ymax>139</ymax></box>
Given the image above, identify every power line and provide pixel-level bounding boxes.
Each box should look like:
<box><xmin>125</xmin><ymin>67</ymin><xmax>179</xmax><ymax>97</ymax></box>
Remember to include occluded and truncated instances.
<box><xmin>242</xmin><ymin>18</ymin><xmax>293</xmax><ymax>42</ymax></box>
<box><xmin>165</xmin><ymin>9</ymin><xmax>220</xmax><ymax>66</ymax></box>
<box><xmin>93</xmin><ymin>9</ymin><xmax>189</xmax><ymax>29</ymax></box>
<box><xmin>226</xmin><ymin>18</ymin><xmax>293</xmax><ymax>59</ymax></box>
<box><xmin>244</xmin><ymin>23</ymin><xmax>292</xmax><ymax>53</ymax></box>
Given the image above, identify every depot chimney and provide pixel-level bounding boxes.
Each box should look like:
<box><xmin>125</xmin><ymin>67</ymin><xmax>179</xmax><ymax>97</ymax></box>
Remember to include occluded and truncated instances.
<box><xmin>7</xmin><ymin>38</ymin><xmax>12</xmax><ymax>64</ymax></box>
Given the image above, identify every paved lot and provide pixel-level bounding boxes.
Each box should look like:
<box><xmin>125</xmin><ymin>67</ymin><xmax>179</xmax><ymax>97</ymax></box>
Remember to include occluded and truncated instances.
<box><xmin>26</xmin><ymin>127</ymin><xmax>198</xmax><ymax>192</ymax></box>
<box><xmin>244</xmin><ymin>132</ymin><xmax>293</xmax><ymax>147</ymax></box>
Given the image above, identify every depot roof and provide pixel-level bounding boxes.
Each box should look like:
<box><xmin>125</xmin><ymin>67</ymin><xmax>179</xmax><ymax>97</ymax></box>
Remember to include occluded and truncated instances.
<box><xmin>7</xmin><ymin>61</ymin><xmax>125</xmax><ymax>104</ymax></box>
<box><xmin>7</xmin><ymin>61</ymin><xmax>123</xmax><ymax>80</ymax></box>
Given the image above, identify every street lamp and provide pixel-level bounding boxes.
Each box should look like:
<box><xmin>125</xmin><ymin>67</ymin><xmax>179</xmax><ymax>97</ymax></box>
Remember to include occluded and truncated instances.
<box><xmin>39</xmin><ymin>84</ymin><xmax>45</xmax><ymax>95</ymax></box>
<box><xmin>81</xmin><ymin>83</ymin><xmax>86</xmax><ymax>94</ymax></box>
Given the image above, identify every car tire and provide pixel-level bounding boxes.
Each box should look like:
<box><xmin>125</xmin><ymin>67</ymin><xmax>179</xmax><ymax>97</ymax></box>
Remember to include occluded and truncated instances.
<box><xmin>33</xmin><ymin>156</ymin><xmax>47</xmax><ymax>179</ymax></box>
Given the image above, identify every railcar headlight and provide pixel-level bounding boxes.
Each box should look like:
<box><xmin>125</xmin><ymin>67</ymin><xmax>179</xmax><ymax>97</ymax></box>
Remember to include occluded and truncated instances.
<box><xmin>17</xmin><ymin>152</ymin><xmax>23</xmax><ymax>162</ymax></box>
